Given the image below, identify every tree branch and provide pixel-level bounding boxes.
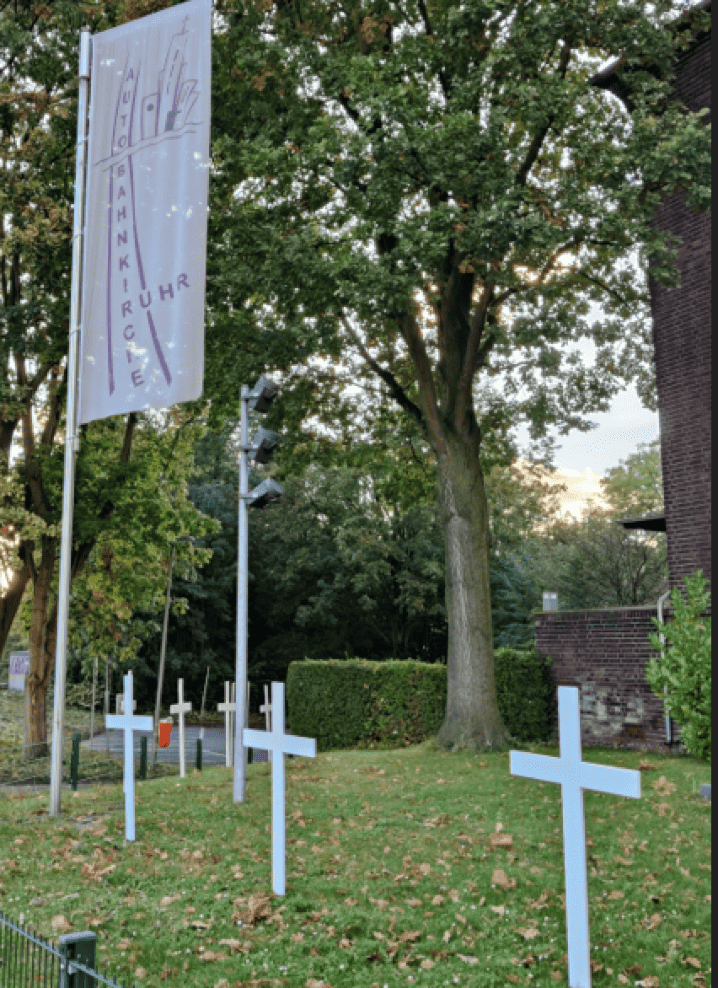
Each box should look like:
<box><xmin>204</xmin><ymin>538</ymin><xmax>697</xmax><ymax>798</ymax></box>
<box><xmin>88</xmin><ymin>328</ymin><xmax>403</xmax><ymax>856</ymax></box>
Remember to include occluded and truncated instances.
<box><xmin>339</xmin><ymin>314</ymin><xmax>424</xmax><ymax>428</ymax></box>
<box><xmin>515</xmin><ymin>40</ymin><xmax>571</xmax><ymax>188</ymax></box>
<box><xmin>416</xmin><ymin>0</ymin><xmax>451</xmax><ymax>102</ymax></box>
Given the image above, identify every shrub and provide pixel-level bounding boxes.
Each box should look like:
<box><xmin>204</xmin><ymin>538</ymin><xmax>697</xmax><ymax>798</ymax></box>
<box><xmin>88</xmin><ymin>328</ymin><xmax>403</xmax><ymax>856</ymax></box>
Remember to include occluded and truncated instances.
<box><xmin>287</xmin><ymin>649</ymin><xmax>555</xmax><ymax>750</ymax></box>
<box><xmin>646</xmin><ymin>572</ymin><xmax>711</xmax><ymax>763</ymax></box>
<box><xmin>494</xmin><ymin>646</ymin><xmax>556</xmax><ymax>743</ymax></box>
<box><xmin>286</xmin><ymin>659</ymin><xmax>446</xmax><ymax>751</ymax></box>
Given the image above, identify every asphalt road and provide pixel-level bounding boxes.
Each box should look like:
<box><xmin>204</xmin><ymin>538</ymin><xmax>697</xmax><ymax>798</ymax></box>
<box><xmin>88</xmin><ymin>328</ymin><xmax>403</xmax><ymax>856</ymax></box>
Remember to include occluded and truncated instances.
<box><xmin>83</xmin><ymin>725</ymin><xmax>269</xmax><ymax>766</ymax></box>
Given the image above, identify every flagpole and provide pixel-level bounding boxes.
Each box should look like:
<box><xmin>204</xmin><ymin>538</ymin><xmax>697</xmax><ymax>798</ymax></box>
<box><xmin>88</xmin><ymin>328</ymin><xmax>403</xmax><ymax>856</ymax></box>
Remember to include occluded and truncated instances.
<box><xmin>49</xmin><ymin>28</ymin><xmax>92</xmax><ymax>817</ymax></box>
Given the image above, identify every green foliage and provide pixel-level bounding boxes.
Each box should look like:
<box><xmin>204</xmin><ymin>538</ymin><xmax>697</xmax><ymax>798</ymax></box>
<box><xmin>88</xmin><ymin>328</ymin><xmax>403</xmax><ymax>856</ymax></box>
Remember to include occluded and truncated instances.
<box><xmin>494</xmin><ymin>646</ymin><xmax>556</xmax><ymax>743</ymax></box>
<box><xmin>646</xmin><ymin>572</ymin><xmax>711</xmax><ymax>763</ymax></box>
<box><xmin>287</xmin><ymin>647</ymin><xmax>554</xmax><ymax>750</ymax></box>
<box><xmin>287</xmin><ymin>659</ymin><xmax>447</xmax><ymax>751</ymax></box>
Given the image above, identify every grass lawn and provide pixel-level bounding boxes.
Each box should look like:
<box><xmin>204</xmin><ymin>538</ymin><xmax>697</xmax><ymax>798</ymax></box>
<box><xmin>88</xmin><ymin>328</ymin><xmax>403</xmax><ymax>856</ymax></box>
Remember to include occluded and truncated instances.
<box><xmin>0</xmin><ymin>738</ymin><xmax>710</xmax><ymax>988</ymax></box>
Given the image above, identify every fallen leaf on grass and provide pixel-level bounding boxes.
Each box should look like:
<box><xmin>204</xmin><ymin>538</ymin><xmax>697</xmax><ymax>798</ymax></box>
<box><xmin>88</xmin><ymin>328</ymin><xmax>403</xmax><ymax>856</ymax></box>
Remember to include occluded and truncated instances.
<box><xmin>51</xmin><ymin>915</ymin><xmax>72</xmax><ymax>933</ymax></box>
<box><xmin>492</xmin><ymin>868</ymin><xmax>516</xmax><ymax>889</ymax></box>
<box><xmin>491</xmin><ymin>905</ymin><xmax>505</xmax><ymax>916</ymax></box>
<box><xmin>646</xmin><ymin>913</ymin><xmax>662</xmax><ymax>930</ymax></box>
<box><xmin>117</xmin><ymin>938</ymin><xmax>133</xmax><ymax>950</ymax></box>
<box><xmin>657</xmin><ymin>802</ymin><xmax>671</xmax><ymax>817</ymax></box>
<box><xmin>239</xmin><ymin>893</ymin><xmax>272</xmax><ymax>927</ymax></box>
<box><xmin>607</xmin><ymin>890</ymin><xmax>624</xmax><ymax>900</ymax></box>
<box><xmin>133</xmin><ymin>967</ymin><xmax>147</xmax><ymax>979</ymax></box>
<box><xmin>684</xmin><ymin>957</ymin><xmax>702</xmax><ymax>968</ymax></box>
<box><xmin>305</xmin><ymin>980</ymin><xmax>333</xmax><ymax>988</ymax></box>
<box><xmin>636</xmin><ymin>978</ymin><xmax>660</xmax><ymax>987</ymax></box>
<box><xmin>217</xmin><ymin>939</ymin><xmax>251</xmax><ymax>954</ymax></box>
<box><xmin>516</xmin><ymin>927</ymin><xmax>540</xmax><ymax>940</ymax></box>
<box><xmin>506</xmin><ymin>974</ymin><xmax>520</xmax><ymax>984</ymax></box>
<box><xmin>638</xmin><ymin>760</ymin><xmax>656</xmax><ymax>770</ymax></box>
<box><xmin>490</xmin><ymin>831</ymin><xmax>514</xmax><ymax>851</ymax></box>
<box><xmin>398</xmin><ymin>930</ymin><xmax>422</xmax><ymax>943</ymax></box>
<box><xmin>652</xmin><ymin>775</ymin><xmax>677</xmax><ymax>795</ymax></box>
<box><xmin>457</xmin><ymin>954</ymin><xmax>479</xmax><ymax>965</ymax></box>
<box><xmin>550</xmin><ymin>973</ymin><xmax>563</xmax><ymax>982</ymax></box>
<box><xmin>419</xmin><ymin>958</ymin><xmax>434</xmax><ymax>969</ymax></box>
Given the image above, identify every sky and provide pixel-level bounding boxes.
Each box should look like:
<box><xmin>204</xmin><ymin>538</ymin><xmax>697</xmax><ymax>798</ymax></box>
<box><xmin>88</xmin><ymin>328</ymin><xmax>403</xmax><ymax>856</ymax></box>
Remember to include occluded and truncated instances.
<box><xmin>517</xmin><ymin>383</ymin><xmax>660</xmax><ymax>478</ymax></box>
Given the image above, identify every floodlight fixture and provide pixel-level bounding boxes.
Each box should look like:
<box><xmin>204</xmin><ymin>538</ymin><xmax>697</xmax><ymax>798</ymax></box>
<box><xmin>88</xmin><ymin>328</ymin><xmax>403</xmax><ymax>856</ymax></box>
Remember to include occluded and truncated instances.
<box><xmin>248</xmin><ymin>427</ymin><xmax>281</xmax><ymax>464</ymax></box>
<box><xmin>247</xmin><ymin>375</ymin><xmax>279</xmax><ymax>413</ymax></box>
<box><xmin>245</xmin><ymin>477</ymin><xmax>284</xmax><ymax>509</ymax></box>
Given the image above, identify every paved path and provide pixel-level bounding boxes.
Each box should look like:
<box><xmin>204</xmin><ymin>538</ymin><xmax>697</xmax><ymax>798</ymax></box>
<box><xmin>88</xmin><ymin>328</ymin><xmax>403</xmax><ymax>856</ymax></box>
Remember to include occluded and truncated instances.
<box><xmin>83</xmin><ymin>726</ymin><xmax>268</xmax><ymax>766</ymax></box>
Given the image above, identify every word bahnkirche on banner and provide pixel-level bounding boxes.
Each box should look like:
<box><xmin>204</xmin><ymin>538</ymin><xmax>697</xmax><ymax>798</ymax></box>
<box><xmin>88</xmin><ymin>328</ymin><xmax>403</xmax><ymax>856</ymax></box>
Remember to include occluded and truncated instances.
<box><xmin>79</xmin><ymin>0</ymin><xmax>212</xmax><ymax>424</ymax></box>
<box><xmin>49</xmin><ymin>0</ymin><xmax>211</xmax><ymax>817</ymax></box>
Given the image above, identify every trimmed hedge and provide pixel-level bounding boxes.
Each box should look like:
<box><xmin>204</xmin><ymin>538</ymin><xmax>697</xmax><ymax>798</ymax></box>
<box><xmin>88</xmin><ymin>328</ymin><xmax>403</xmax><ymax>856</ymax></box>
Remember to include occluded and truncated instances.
<box><xmin>286</xmin><ymin>648</ymin><xmax>555</xmax><ymax>751</ymax></box>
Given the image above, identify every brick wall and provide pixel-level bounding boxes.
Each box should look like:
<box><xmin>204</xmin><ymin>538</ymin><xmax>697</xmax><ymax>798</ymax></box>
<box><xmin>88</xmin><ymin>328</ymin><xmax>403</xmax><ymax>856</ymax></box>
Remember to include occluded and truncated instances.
<box><xmin>649</xmin><ymin>31</ymin><xmax>712</xmax><ymax>591</ymax></box>
<box><xmin>534</xmin><ymin>606</ymin><xmax>679</xmax><ymax>751</ymax></box>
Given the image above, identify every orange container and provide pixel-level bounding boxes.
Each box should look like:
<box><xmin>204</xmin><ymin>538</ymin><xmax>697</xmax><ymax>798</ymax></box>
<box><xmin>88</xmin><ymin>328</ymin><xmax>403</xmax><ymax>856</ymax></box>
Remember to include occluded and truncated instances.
<box><xmin>158</xmin><ymin>719</ymin><xmax>173</xmax><ymax>748</ymax></box>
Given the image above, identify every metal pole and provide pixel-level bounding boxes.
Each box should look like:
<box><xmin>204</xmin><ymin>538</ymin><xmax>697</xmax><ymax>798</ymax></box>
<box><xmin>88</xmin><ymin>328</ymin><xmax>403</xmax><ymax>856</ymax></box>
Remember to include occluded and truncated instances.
<box><xmin>90</xmin><ymin>655</ymin><xmax>97</xmax><ymax>741</ymax></box>
<box><xmin>657</xmin><ymin>590</ymin><xmax>672</xmax><ymax>743</ymax></box>
<box><xmin>233</xmin><ymin>387</ymin><xmax>250</xmax><ymax>802</ymax></box>
<box><xmin>153</xmin><ymin>544</ymin><xmax>176</xmax><ymax>766</ymax></box>
<box><xmin>199</xmin><ymin>665</ymin><xmax>209</xmax><ymax>742</ymax></box>
<box><xmin>49</xmin><ymin>29</ymin><xmax>92</xmax><ymax>817</ymax></box>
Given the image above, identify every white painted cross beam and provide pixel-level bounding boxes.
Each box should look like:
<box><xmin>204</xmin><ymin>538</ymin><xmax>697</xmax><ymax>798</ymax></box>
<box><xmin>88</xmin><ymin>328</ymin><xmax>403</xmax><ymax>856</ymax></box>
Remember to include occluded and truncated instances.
<box><xmin>218</xmin><ymin>681</ymin><xmax>236</xmax><ymax>768</ymax></box>
<box><xmin>243</xmin><ymin>681</ymin><xmax>316</xmax><ymax>896</ymax></box>
<box><xmin>105</xmin><ymin>672</ymin><xmax>153</xmax><ymax>842</ymax></box>
<box><xmin>170</xmin><ymin>678</ymin><xmax>192</xmax><ymax>779</ymax></box>
<box><xmin>510</xmin><ymin>687</ymin><xmax>641</xmax><ymax>988</ymax></box>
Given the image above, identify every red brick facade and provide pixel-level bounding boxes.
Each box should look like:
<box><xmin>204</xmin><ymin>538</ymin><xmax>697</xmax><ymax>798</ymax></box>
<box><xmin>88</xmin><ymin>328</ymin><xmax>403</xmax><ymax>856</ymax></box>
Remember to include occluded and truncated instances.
<box><xmin>534</xmin><ymin>15</ymin><xmax>710</xmax><ymax>751</ymax></box>
<box><xmin>535</xmin><ymin>607</ymin><xmax>676</xmax><ymax>750</ymax></box>
<box><xmin>649</xmin><ymin>30</ymin><xmax>712</xmax><ymax>591</ymax></box>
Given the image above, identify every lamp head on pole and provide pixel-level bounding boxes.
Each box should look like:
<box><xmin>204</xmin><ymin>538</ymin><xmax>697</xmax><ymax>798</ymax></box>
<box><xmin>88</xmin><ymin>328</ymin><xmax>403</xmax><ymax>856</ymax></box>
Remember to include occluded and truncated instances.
<box><xmin>247</xmin><ymin>375</ymin><xmax>279</xmax><ymax>413</ymax></box>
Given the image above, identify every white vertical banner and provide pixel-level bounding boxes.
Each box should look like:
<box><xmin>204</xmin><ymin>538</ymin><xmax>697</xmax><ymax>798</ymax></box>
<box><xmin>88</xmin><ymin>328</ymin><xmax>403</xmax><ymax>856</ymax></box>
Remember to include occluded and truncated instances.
<box><xmin>79</xmin><ymin>0</ymin><xmax>211</xmax><ymax>424</ymax></box>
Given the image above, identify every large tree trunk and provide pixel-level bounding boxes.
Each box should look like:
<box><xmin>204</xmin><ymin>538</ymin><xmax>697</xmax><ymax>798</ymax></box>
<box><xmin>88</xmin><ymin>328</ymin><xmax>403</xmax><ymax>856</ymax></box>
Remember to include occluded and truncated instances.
<box><xmin>0</xmin><ymin>564</ymin><xmax>30</xmax><ymax>658</ymax></box>
<box><xmin>435</xmin><ymin>428</ymin><xmax>511</xmax><ymax>751</ymax></box>
<box><xmin>23</xmin><ymin>537</ymin><xmax>57</xmax><ymax>761</ymax></box>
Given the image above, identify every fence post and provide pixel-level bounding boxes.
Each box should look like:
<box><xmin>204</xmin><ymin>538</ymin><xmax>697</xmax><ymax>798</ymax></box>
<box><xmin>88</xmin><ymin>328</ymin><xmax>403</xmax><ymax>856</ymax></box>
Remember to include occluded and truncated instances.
<box><xmin>138</xmin><ymin>736</ymin><xmax>147</xmax><ymax>781</ymax></box>
<box><xmin>70</xmin><ymin>733</ymin><xmax>81</xmax><ymax>791</ymax></box>
<box><xmin>58</xmin><ymin>930</ymin><xmax>97</xmax><ymax>987</ymax></box>
<box><xmin>196</xmin><ymin>738</ymin><xmax>202</xmax><ymax>772</ymax></box>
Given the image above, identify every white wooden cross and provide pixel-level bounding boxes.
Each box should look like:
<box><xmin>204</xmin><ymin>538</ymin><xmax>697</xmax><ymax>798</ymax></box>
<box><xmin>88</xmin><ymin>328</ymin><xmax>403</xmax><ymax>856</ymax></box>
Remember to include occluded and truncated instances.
<box><xmin>217</xmin><ymin>681</ymin><xmax>236</xmax><ymax>768</ymax></box>
<box><xmin>510</xmin><ymin>686</ymin><xmax>641</xmax><ymax>988</ymax></box>
<box><xmin>105</xmin><ymin>672</ymin><xmax>153</xmax><ymax>842</ymax></box>
<box><xmin>115</xmin><ymin>694</ymin><xmax>137</xmax><ymax>715</ymax></box>
<box><xmin>243</xmin><ymin>681</ymin><xmax>316</xmax><ymax>896</ymax></box>
<box><xmin>169</xmin><ymin>678</ymin><xmax>192</xmax><ymax>778</ymax></box>
<box><xmin>260</xmin><ymin>684</ymin><xmax>272</xmax><ymax>762</ymax></box>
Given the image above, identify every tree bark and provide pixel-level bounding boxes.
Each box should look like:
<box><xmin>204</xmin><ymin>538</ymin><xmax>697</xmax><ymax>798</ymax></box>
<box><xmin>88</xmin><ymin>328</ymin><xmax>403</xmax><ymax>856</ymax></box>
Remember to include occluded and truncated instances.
<box><xmin>0</xmin><ymin>564</ymin><xmax>30</xmax><ymax>658</ymax></box>
<box><xmin>435</xmin><ymin>426</ymin><xmax>511</xmax><ymax>751</ymax></box>
<box><xmin>24</xmin><ymin>536</ymin><xmax>57</xmax><ymax>760</ymax></box>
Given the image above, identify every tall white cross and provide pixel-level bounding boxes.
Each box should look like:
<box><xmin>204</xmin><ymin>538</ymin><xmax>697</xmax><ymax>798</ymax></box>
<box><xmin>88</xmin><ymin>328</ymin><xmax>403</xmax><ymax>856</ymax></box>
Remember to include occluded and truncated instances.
<box><xmin>105</xmin><ymin>672</ymin><xmax>153</xmax><ymax>842</ymax></box>
<box><xmin>243</xmin><ymin>681</ymin><xmax>316</xmax><ymax>896</ymax></box>
<box><xmin>217</xmin><ymin>681</ymin><xmax>236</xmax><ymax>767</ymax></box>
<box><xmin>510</xmin><ymin>686</ymin><xmax>641</xmax><ymax>988</ymax></box>
<box><xmin>170</xmin><ymin>678</ymin><xmax>192</xmax><ymax>779</ymax></box>
<box><xmin>260</xmin><ymin>684</ymin><xmax>272</xmax><ymax>762</ymax></box>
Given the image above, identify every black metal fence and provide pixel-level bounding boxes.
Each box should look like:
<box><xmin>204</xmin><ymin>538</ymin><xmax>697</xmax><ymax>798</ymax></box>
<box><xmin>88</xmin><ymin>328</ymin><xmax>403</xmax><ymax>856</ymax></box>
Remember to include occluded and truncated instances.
<box><xmin>0</xmin><ymin>913</ymin><xmax>134</xmax><ymax>988</ymax></box>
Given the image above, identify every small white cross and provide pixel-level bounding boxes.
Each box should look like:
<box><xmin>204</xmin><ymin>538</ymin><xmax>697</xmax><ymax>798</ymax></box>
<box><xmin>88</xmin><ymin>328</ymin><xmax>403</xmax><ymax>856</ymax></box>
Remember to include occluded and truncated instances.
<box><xmin>217</xmin><ymin>681</ymin><xmax>236</xmax><ymax>768</ymax></box>
<box><xmin>243</xmin><ymin>682</ymin><xmax>316</xmax><ymax>896</ymax></box>
<box><xmin>170</xmin><ymin>678</ymin><xmax>192</xmax><ymax>778</ymax></box>
<box><xmin>510</xmin><ymin>687</ymin><xmax>641</xmax><ymax>988</ymax></box>
<box><xmin>260</xmin><ymin>684</ymin><xmax>272</xmax><ymax>762</ymax></box>
<box><xmin>115</xmin><ymin>694</ymin><xmax>137</xmax><ymax>715</ymax></box>
<box><xmin>105</xmin><ymin>672</ymin><xmax>153</xmax><ymax>842</ymax></box>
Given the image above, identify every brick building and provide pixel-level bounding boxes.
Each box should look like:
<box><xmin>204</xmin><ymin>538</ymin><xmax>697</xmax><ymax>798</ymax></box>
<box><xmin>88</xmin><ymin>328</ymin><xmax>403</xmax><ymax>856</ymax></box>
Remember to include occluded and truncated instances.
<box><xmin>534</xmin><ymin>2</ymin><xmax>711</xmax><ymax>750</ymax></box>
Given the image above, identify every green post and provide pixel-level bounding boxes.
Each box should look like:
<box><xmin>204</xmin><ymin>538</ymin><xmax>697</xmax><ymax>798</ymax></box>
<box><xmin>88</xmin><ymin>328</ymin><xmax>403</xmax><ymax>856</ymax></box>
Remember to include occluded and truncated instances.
<box><xmin>70</xmin><ymin>733</ymin><xmax>81</xmax><ymax>791</ymax></box>
<box><xmin>196</xmin><ymin>738</ymin><xmax>202</xmax><ymax>772</ymax></box>
<box><xmin>139</xmin><ymin>736</ymin><xmax>147</xmax><ymax>781</ymax></box>
<box><xmin>58</xmin><ymin>930</ymin><xmax>97</xmax><ymax>988</ymax></box>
